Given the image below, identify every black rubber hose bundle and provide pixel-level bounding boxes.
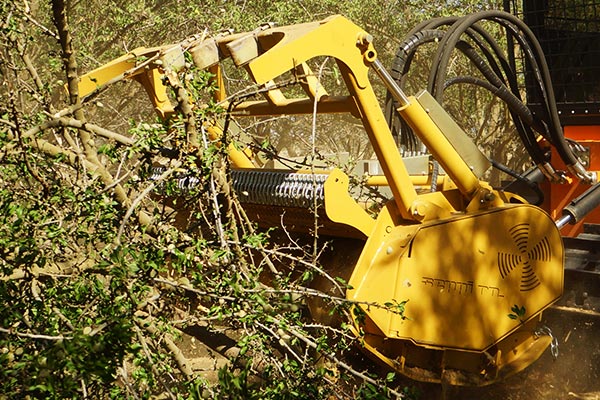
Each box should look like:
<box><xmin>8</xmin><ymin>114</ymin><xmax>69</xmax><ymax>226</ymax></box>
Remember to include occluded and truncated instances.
<box><xmin>385</xmin><ymin>10</ymin><xmax>582</xmax><ymax>181</ymax></box>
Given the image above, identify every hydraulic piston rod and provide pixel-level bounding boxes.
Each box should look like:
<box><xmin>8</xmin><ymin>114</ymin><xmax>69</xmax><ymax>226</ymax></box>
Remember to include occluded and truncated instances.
<box><xmin>556</xmin><ymin>181</ymin><xmax>600</xmax><ymax>228</ymax></box>
<box><xmin>371</xmin><ymin>59</ymin><xmax>484</xmax><ymax>197</ymax></box>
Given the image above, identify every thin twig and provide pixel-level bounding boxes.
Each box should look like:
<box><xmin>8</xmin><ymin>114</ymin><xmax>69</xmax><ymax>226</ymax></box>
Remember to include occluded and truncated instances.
<box><xmin>0</xmin><ymin>326</ymin><xmax>72</xmax><ymax>341</ymax></box>
<box><xmin>201</xmin><ymin>126</ymin><xmax>229</xmax><ymax>251</ymax></box>
<box><xmin>116</xmin><ymin>161</ymin><xmax>180</xmax><ymax>244</ymax></box>
<box><xmin>234</xmin><ymin>241</ymin><xmax>344</xmax><ymax>294</ymax></box>
<box><xmin>268</xmin><ymin>316</ymin><xmax>405</xmax><ymax>399</ymax></box>
<box><xmin>255</xmin><ymin>321</ymin><xmax>303</xmax><ymax>365</ymax></box>
<box><xmin>310</xmin><ymin>59</ymin><xmax>329</xmax><ymax>261</ymax></box>
<box><xmin>18</xmin><ymin>4</ymin><xmax>58</xmax><ymax>39</ymax></box>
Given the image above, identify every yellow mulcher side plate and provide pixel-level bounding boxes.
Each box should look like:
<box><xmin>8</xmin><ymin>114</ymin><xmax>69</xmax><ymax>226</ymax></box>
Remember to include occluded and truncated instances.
<box><xmin>347</xmin><ymin>202</ymin><xmax>564</xmax><ymax>384</ymax></box>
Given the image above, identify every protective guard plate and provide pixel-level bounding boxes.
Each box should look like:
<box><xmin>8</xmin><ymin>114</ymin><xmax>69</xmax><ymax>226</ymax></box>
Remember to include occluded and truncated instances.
<box><xmin>348</xmin><ymin>204</ymin><xmax>564</xmax><ymax>351</ymax></box>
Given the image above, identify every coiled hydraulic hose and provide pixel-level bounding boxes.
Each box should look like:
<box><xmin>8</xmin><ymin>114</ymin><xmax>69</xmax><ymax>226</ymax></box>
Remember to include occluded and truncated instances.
<box><xmin>385</xmin><ymin>25</ymin><xmax>547</xmax><ymax>171</ymax></box>
<box><xmin>386</xmin><ymin>10</ymin><xmax>594</xmax><ymax>184</ymax></box>
<box><xmin>386</xmin><ymin>25</ymin><xmax>545</xmax><ymax>161</ymax></box>
<box><xmin>429</xmin><ymin>10</ymin><xmax>592</xmax><ymax>181</ymax></box>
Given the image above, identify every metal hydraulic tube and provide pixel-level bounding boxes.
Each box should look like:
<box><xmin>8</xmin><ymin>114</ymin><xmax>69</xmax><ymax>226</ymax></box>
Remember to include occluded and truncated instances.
<box><xmin>372</xmin><ymin>59</ymin><xmax>481</xmax><ymax>198</ymax></box>
<box><xmin>556</xmin><ymin>181</ymin><xmax>600</xmax><ymax>228</ymax></box>
<box><xmin>339</xmin><ymin>62</ymin><xmax>418</xmax><ymax>221</ymax></box>
<box><xmin>398</xmin><ymin>99</ymin><xmax>481</xmax><ymax>197</ymax></box>
<box><xmin>371</xmin><ymin>59</ymin><xmax>410</xmax><ymax>107</ymax></box>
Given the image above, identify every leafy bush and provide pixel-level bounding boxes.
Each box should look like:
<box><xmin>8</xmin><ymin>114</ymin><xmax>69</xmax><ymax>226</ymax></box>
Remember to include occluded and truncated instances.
<box><xmin>0</xmin><ymin>1</ymin><xmax>426</xmax><ymax>398</ymax></box>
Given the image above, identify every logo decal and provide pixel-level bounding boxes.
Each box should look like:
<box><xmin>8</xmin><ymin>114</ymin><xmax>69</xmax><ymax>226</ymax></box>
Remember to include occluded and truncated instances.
<box><xmin>497</xmin><ymin>223</ymin><xmax>550</xmax><ymax>291</ymax></box>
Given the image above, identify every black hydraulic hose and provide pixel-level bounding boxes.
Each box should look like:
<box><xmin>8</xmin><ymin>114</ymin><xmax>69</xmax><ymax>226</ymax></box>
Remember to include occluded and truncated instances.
<box><xmin>444</xmin><ymin>76</ymin><xmax>544</xmax><ymax>134</ymax></box>
<box><xmin>428</xmin><ymin>15</ymin><xmax>536</xmax><ymax>116</ymax></box>
<box><xmin>463</xmin><ymin>25</ymin><xmax>524</xmax><ymax>107</ymax></box>
<box><xmin>387</xmin><ymin>27</ymin><xmax>547</xmax><ymax>166</ymax></box>
<box><xmin>495</xmin><ymin>17</ymin><xmax>582</xmax><ymax>170</ymax></box>
<box><xmin>409</xmin><ymin>15</ymin><xmax>547</xmax><ymax>167</ymax></box>
<box><xmin>430</xmin><ymin>13</ymin><xmax>556</xmax><ymax>173</ymax></box>
<box><xmin>496</xmin><ymin>17</ymin><xmax>577</xmax><ymax>165</ymax></box>
<box><xmin>386</xmin><ymin>29</ymin><xmax>447</xmax><ymax>154</ymax></box>
<box><xmin>460</xmin><ymin>71</ymin><xmax>543</xmax><ymax>180</ymax></box>
<box><xmin>493</xmin><ymin>18</ymin><xmax>554</xmax><ymax>130</ymax></box>
<box><xmin>429</xmin><ymin>10</ymin><xmax>579</xmax><ymax>169</ymax></box>
<box><xmin>444</xmin><ymin>76</ymin><xmax>546</xmax><ymax>168</ymax></box>
<box><xmin>390</xmin><ymin>30</ymin><xmax>444</xmax><ymax>79</ymax></box>
<box><xmin>452</xmin><ymin>42</ymin><xmax>548</xmax><ymax>163</ymax></box>
<box><xmin>491</xmin><ymin>159</ymin><xmax>545</xmax><ymax>205</ymax></box>
<box><xmin>430</xmin><ymin>21</ymin><xmax>540</xmax><ymax>147</ymax></box>
<box><xmin>429</xmin><ymin>12</ymin><xmax>516</xmax><ymax>99</ymax></box>
<box><xmin>386</xmin><ymin>28</ymin><xmax>517</xmax><ymax>152</ymax></box>
<box><xmin>389</xmin><ymin>21</ymin><xmax>518</xmax><ymax>117</ymax></box>
<box><xmin>403</xmin><ymin>16</ymin><xmax>457</xmax><ymax>37</ymax></box>
<box><xmin>408</xmin><ymin>14</ymin><xmax>526</xmax><ymax>110</ymax></box>
<box><xmin>386</xmin><ymin>10</ymin><xmax>595</xmax><ymax>187</ymax></box>
<box><xmin>412</xmin><ymin>17</ymin><xmax>514</xmax><ymax>91</ymax></box>
<box><xmin>464</xmin><ymin>22</ymin><xmax>550</xmax><ymax>149</ymax></box>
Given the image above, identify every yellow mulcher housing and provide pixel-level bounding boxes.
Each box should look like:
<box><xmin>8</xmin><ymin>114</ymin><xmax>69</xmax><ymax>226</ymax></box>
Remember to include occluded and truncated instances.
<box><xmin>77</xmin><ymin>16</ymin><xmax>564</xmax><ymax>385</ymax></box>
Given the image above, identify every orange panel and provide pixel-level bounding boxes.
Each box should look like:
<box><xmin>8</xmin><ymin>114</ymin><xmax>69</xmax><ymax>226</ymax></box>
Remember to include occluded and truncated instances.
<box><xmin>543</xmin><ymin>126</ymin><xmax>600</xmax><ymax>236</ymax></box>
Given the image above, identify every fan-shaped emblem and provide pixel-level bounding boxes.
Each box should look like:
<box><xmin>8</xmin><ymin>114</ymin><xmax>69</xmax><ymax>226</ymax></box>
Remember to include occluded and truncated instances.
<box><xmin>497</xmin><ymin>223</ymin><xmax>550</xmax><ymax>291</ymax></box>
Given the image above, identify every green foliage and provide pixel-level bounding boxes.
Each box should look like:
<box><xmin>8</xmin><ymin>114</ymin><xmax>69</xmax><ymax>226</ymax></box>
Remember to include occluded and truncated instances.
<box><xmin>0</xmin><ymin>158</ymin><xmax>138</xmax><ymax>398</ymax></box>
<box><xmin>383</xmin><ymin>299</ymin><xmax>409</xmax><ymax>320</ymax></box>
<box><xmin>508</xmin><ymin>304</ymin><xmax>527</xmax><ymax>321</ymax></box>
<box><xmin>0</xmin><ymin>0</ymin><xmax>510</xmax><ymax>398</ymax></box>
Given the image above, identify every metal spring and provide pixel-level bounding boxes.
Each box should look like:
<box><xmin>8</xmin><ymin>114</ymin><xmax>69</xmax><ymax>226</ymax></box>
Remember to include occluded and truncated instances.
<box><xmin>150</xmin><ymin>167</ymin><xmax>201</xmax><ymax>191</ymax></box>
<box><xmin>150</xmin><ymin>167</ymin><xmax>328</xmax><ymax>208</ymax></box>
<box><xmin>232</xmin><ymin>170</ymin><xmax>327</xmax><ymax>208</ymax></box>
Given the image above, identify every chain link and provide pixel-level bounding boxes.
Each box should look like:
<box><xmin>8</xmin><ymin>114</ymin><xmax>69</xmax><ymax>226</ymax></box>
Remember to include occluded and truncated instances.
<box><xmin>535</xmin><ymin>324</ymin><xmax>559</xmax><ymax>359</ymax></box>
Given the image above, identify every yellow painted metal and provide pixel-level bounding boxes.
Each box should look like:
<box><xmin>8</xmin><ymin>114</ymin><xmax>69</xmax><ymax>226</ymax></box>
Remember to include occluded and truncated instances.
<box><xmin>74</xmin><ymin>46</ymin><xmax>255</xmax><ymax>167</ymax></box>
<box><xmin>134</xmin><ymin>67</ymin><xmax>175</xmax><ymax>118</ymax></box>
<box><xmin>76</xmin><ymin>51</ymin><xmax>147</xmax><ymax>97</ymax></box>
<box><xmin>398</xmin><ymin>98</ymin><xmax>482</xmax><ymax>198</ymax></box>
<box><xmin>347</xmin><ymin>202</ymin><xmax>563</xmax><ymax>383</ymax></box>
<box><xmin>365</xmin><ymin>175</ymin><xmax>390</xmax><ymax>187</ymax></box>
<box><xmin>234</xmin><ymin>168</ymin><xmax>375</xmax><ymax>239</ymax></box>
<box><xmin>353</xmin><ymin>316</ymin><xmax>551</xmax><ymax>385</ymax></box>
<box><xmin>414</xmin><ymin>90</ymin><xmax>491</xmax><ymax>178</ymax></box>
<box><xmin>366</xmin><ymin>175</ymin><xmax>445</xmax><ymax>188</ymax></box>
<box><xmin>493</xmin><ymin>319</ymin><xmax>552</xmax><ymax>381</ymax></box>
<box><xmin>295</xmin><ymin>62</ymin><xmax>328</xmax><ymax>101</ymax></box>
<box><xmin>231</xmin><ymin>96</ymin><xmax>355</xmax><ymax>116</ymax></box>
<box><xmin>75</xmin><ymin>46</ymin><xmax>178</xmax><ymax>118</ymax></box>
<box><xmin>204</xmin><ymin>122</ymin><xmax>255</xmax><ymax>169</ymax></box>
<box><xmin>208</xmin><ymin>64</ymin><xmax>226</xmax><ymax>103</ymax></box>
<box><xmin>349</xmin><ymin>203</ymin><xmax>563</xmax><ymax>349</ymax></box>
<box><xmin>73</xmin><ymin>16</ymin><xmax>423</xmax><ymax>221</ymax></box>
<box><xmin>324</xmin><ymin>169</ymin><xmax>375</xmax><ymax>238</ymax></box>
<box><xmin>341</xmin><ymin>66</ymin><xmax>419</xmax><ymax>221</ymax></box>
<box><xmin>221</xmin><ymin>15</ymin><xmax>420</xmax><ymax>219</ymax></box>
<box><xmin>244</xmin><ymin>16</ymin><xmax>372</xmax><ymax>89</ymax></box>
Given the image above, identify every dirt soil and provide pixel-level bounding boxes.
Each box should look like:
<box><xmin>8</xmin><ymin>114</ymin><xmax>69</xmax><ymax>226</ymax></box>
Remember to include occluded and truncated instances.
<box><xmin>394</xmin><ymin>306</ymin><xmax>600</xmax><ymax>400</ymax></box>
<box><xmin>175</xmin><ymin>305</ymin><xmax>599</xmax><ymax>400</ymax></box>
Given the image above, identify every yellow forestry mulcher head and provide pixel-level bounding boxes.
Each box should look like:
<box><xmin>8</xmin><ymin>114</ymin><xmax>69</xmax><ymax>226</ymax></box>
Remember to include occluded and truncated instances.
<box><xmin>347</xmin><ymin>201</ymin><xmax>563</xmax><ymax>385</ymax></box>
<box><xmin>75</xmin><ymin>13</ymin><xmax>583</xmax><ymax>386</ymax></box>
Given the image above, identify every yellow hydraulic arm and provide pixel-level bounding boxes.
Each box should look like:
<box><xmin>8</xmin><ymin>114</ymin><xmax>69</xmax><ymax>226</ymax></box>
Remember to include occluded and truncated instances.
<box><xmin>77</xmin><ymin>15</ymin><xmax>491</xmax><ymax>222</ymax></box>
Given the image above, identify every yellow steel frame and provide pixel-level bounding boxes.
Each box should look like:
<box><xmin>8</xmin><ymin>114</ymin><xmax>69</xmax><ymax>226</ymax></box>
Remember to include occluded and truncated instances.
<box><xmin>74</xmin><ymin>15</ymin><xmax>564</xmax><ymax>386</ymax></box>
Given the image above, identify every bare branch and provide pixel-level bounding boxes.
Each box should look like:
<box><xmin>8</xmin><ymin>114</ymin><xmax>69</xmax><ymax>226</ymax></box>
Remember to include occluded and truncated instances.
<box><xmin>0</xmin><ymin>326</ymin><xmax>72</xmax><ymax>341</ymax></box>
<box><xmin>268</xmin><ymin>316</ymin><xmax>405</xmax><ymax>399</ymax></box>
<box><xmin>115</xmin><ymin>160</ymin><xmax>179</xmax><ymax>243</ymax></box>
